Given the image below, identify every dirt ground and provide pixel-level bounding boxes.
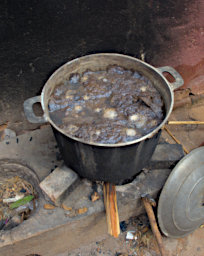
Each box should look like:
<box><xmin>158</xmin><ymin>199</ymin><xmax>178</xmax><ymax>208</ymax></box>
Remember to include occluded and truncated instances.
<box><xmin>56</xmin><ymin>217</ymin><xmax>204</xmax><ymax>256</ymax></box>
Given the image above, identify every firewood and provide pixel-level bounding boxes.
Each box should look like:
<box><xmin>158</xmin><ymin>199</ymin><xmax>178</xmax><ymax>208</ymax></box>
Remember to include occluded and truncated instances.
<box><xmin>103</xmin><ymin>182</ymin><xmax>120</xmax><ymax>238</ymax></box>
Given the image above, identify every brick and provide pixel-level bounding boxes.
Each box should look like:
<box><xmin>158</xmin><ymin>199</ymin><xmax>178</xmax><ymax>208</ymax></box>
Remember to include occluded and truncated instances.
<box><xmin>187</xmin><ymin>75</ymin><xmax>204</xmax><ymax>95</ymax></box>
<box><xmin>148</xmin><ymin>143</ymin><xmax>184</xmax><ymax>169</ymax></box>
<box><xmin>39</xmin><ymin>165</ymin><xmax>79</xmax><ymax>206</ymax></box>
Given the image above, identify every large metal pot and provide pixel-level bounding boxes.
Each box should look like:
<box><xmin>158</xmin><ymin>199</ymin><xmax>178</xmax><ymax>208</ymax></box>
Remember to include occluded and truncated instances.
<box><xmin>24</xmin><ymin>54</ymin><xmax>184</xmax><ymax>184</ymax></box>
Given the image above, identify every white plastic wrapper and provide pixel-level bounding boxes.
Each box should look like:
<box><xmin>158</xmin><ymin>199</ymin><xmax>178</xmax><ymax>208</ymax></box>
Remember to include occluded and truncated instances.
<box><xmin>126</xmin><ymin>231</ymin><xmax>137</xmax><ymax>240</ymax></box>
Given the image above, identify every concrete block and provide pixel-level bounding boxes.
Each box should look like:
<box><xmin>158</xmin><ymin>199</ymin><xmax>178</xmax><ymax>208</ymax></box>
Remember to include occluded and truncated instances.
<box><xmin>40</xmin><ymin>165</ymin><xmax>79</xmax><ymax>206</ymax></box>
<box><xmin>148</xmin><ymin>143</ymin><xmax>184</xmax><ymax>169</ymax></box>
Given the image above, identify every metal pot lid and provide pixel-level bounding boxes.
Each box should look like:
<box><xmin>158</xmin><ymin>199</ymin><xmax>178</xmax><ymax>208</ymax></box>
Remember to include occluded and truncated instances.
<box><xmin>158</xmin><ymin>147</ymin><xmax>204</xmax><ymax>238</ymax></box>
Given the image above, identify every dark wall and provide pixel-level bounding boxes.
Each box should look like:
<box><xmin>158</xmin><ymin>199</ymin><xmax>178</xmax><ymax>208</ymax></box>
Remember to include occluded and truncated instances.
<box><xmin>0</xmin><ymin>0</ymin><xmax>198</xmax><ymax>129</ymax></box>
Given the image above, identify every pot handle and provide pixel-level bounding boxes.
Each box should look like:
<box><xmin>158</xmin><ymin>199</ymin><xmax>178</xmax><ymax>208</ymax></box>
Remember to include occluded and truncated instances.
<box><xmin>157</xmin><ymin>66</ymin><xmax>184</xmax><ymax>91</ymax></box>
<box><xmin>23</xmin><ymin>96</ymin><xmax>47</xmax><ymax>123</ymax></box>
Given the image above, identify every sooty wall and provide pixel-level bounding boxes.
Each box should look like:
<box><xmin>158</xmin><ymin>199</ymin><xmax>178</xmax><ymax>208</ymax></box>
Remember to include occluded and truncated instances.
<box><xmin>0</xmin><ymin>0</ymin><xmax>203</xmax><ymax>132</ymax></box>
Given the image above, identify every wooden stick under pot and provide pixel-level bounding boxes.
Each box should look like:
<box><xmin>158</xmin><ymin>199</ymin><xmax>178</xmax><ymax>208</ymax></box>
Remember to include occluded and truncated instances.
<box><xmin>103</xmin><ymin>182</ymin><xmax>120</xmax><ymax>238</ymax></box>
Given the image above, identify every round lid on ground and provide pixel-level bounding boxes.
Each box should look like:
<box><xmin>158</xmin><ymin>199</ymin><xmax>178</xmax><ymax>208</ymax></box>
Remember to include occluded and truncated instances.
<box><xmin>158</xmin><ymin>147</ymin><xmax>204</xmax><ymax>238</ymax></box>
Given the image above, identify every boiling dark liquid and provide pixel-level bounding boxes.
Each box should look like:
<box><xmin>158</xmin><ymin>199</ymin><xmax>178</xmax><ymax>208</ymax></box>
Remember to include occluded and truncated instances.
<box><xmin>48</xmin><ymin>65</ymin><xmax>164</xmax><ymax>144</ymax></box>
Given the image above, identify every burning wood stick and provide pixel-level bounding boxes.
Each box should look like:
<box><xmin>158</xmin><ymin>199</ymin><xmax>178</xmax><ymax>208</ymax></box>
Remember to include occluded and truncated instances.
<box><xmin>141</xmin><ymin>194</ymin><xmax>166</xmax><ymax>256</ymax></box>
<box><xmin>103</xmin><ymin>182</ymin><xmax>120</xmax><ymax>238</ymax></box>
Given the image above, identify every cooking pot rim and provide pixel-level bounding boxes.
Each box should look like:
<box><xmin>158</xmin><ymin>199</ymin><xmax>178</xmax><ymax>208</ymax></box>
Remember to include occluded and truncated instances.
<box><xmin>41</xmin><ymin>53</ymin><xmax>176</xmax><ymax>147</ymax></box>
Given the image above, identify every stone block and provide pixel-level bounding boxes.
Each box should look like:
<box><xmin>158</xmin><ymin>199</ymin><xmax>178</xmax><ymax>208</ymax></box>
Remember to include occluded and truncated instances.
<box><xmin>148</xmin><ymin>143</ymin><xmax>184</xmax><ymax>169</ymax></box>
<box><xmin>40</xmin><ymin>165</ymin><xmax>79</xmax><ymax>206</ymax></box>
